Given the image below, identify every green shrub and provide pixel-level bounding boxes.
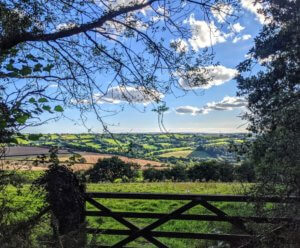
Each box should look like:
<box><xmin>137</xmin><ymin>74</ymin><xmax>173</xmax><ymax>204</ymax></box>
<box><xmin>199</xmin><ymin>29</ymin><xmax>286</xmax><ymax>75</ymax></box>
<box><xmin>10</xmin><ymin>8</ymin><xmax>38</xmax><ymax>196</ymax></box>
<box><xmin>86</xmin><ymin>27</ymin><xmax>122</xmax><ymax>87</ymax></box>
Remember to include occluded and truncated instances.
<box><xmin>188</xmin><ymin>161</ymin><xmax>220</xmax><ymax>181</ymax></box>
<box><xmin>85</xmin><ymin>156</ymin><xmax>140</xmax><ymax>182</ymax></box>
<box><xmin>143</xmin><ymin>168</ymin><xmax>166</xmax><ymax>181</ymax></box>
<box><xmin>165</xmin><ymin>165</ymin><xmax>188</xmax><ymax>181</ymax></box>
<box><xmin>234</xmin><ymin>161</ymin><xmax>255</xmax><ymax>182</ymax></box>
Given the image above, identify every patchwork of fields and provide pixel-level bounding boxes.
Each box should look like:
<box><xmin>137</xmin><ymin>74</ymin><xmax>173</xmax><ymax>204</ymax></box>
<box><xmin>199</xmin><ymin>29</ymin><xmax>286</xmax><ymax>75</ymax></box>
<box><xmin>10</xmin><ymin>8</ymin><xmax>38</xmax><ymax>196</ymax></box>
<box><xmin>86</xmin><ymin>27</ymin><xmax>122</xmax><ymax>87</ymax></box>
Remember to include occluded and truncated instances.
<box><xmin>2</xmin><ymin>151</ymin><xmax>164</xmax><ymax>171</ymax></box>
<box><xmin>10</xmin><ymin>133</ymin><xmax>246</xmax><ymax>163</ymax></box>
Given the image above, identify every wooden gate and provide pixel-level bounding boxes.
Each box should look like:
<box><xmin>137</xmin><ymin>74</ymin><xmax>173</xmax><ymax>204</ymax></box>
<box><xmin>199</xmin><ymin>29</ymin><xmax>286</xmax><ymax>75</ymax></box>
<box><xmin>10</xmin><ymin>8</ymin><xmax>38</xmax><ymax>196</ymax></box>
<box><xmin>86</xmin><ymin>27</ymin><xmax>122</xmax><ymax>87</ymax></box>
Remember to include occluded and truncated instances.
<box><xmin>84</xmin><ymin>192</ymin><xmax>300</xmax><ymax>248</ymax></box>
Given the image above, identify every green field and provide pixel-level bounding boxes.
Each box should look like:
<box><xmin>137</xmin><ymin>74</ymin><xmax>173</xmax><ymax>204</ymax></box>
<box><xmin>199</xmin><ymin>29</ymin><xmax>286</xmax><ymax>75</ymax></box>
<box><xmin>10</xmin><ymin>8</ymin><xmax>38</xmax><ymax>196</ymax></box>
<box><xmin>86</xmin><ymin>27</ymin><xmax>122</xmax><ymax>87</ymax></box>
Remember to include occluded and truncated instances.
<box><xmin>159</xmin><ymin>149</ymin><xmax>211</xmax><ymax>159</ymax></box>
<box><xmin>86</xmin><ymin>182</ymin><xmax>248</xmax><ymax>247</ymax></box>
<box><xmin>159</xmin><ymin>149</ymin><xmax>194</xmax><ymax>158</ymax></box>
<box><xmin>11</xmin><ymin>133</ymin><xmax>247</xmax><ymax>163</ymax></box>
<box><xmin>3</xmin><ymin>182</ymin><xmax>250</xmax><ymax>247</ymax></box>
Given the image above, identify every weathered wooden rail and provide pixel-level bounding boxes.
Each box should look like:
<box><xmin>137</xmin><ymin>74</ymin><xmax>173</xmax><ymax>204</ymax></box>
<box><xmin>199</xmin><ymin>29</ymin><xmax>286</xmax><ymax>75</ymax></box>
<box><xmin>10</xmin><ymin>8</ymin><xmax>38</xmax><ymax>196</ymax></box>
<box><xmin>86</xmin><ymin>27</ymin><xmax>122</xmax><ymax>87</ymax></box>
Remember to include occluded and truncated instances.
<box><xmin>84</xmin><ymin>192</ymin><xmax>300</xmax><ymax>248</ymax></box>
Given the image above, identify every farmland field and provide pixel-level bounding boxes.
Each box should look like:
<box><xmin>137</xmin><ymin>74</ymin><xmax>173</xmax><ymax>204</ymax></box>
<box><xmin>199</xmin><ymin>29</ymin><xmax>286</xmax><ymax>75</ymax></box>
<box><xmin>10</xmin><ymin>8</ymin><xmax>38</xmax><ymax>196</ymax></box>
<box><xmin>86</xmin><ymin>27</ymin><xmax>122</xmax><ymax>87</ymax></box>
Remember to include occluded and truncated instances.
<box><xmin>8</xmin><ymin>133</ymin><xmax>247</xmax><ymax>164</ymax></box>
<box><xmin>159</xmin><ymin>149</ymin><xmax>194</xmax><ymax>158</ymax></box>
<box><xmin>1</xmin><ymin>152</ymin><xmax>164</xmax><ymax>171</ymax></box>
<box><xmin>3</xmin><ymin>182</ymin><xmax>250</xmax><ymax>248</ymax></box>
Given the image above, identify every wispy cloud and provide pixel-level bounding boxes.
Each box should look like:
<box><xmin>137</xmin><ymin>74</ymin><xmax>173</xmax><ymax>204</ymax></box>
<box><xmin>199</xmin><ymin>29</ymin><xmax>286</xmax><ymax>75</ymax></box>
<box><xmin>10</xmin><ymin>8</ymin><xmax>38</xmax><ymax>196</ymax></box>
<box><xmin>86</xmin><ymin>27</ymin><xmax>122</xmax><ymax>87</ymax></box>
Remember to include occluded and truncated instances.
<box><xmin>211</xmin><ymin>3</ymin><xmax>234</xmax><ymax>23</ymax></box>
<box><xmin>233</xmin><ymin>34</ymin><xmax>252</xmax><ymax>43</ymax></box>
<box><xmin>178</xmin><ymin>65</ymin><xmax>238</xmax><ymax>90</ymax></box>
<box><xmin>231</xmin><ymin>23</ymin><xmax>245</xmax><ymax>33</ymax></box>
<box><xmin>184</xmin><ymin>14</ymin><xmax>226</xmax><ymax>50</ymax></box>
<box><xmin>175</xmin><ymin>106</ymin><xmax>205</xmax><ymax>115</ymax></box>
<box><xmin>71</xmin><ymin>86</ymin><xmax>163</xmax><ymax>105</ymax></box>
<box><xmin>175</xmin><ymin>96</ymin><xmax>247</xmax><ymax>115</ymax></box>
<box><xmin>170</xmin><ymin>38</ymin><xmax>189</xmax><ymax>53</ymax></box>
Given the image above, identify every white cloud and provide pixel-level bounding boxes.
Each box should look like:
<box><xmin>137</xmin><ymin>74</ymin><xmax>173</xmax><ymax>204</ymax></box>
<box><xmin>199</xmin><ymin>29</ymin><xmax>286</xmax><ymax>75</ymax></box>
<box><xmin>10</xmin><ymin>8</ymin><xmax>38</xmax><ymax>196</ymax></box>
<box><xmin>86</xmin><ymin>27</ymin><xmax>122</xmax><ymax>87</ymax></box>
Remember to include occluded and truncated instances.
<box><xmin>49</xmin><ymin>84</ymin><xmax>58</xmax><ymax>88</ymax></box>
<box><xmin>233</xmin><ymin>34</ymin><xmax>252</xmax><ymax>43</ymax></box>
<box><xmin>241</xmin><ymin>0</ymin><xmax>269</xmax><ymax>25</ymax></box>
<box><xmin>184</xmin><ymin>14</ymin><xmax>226</xmax><ymax>50</ymax></box>
<box><xmin>175</xmin><ymin>106</ymin><xmax>203</xmax><ymax>115</ymax></box>
<box><xmin>205</xmin><ymin>96</ymin><xmax>248</xmax><ymax>110</ymax></box>
<box><xmin>175</xmin><ymin>96</ymin><xmax>247</xmax><ymax>115</ymax></box>
<box><xmin>242</xmin><ymin>34</ymin><xmax>252</xmax><ymax>40</ymax></box>
<box><xmin>232</xmin><ymin>23</ymin><xmax>245</xmax><ymax>33</ymax></box>
<box><xmin>96</xmin><ymin>15</ymin><xmax>147</xmax><ymax>39</ymax></box>
<box><xmin>170</xmin><ymin>39</ymin><xmax>189</xmax><ymax>53</ymax></box>
<box><xmin>71</xmin><ymin>86</ymin><xmax>163</xmax><ymax>105</ymax></box>
<box><xmin>178</xmin><ymin>65</ymin><xmax>238</xmax><ymax>90</ymax></box>
<box><xmin>98</xmin><ymin>86</ymin><xmax>163</xmax><ymax>104</ymax></box>
<box><xmin>97</xmin><ymin>0</ymin><xmax>149</xmax><ymax>12</ymax></box>
<box><xmin>56</xmin><ymin>23</ymin><xmax>77</xmax><ymax>31</ymax></box>
<box><xmin>258</xmin><ymin>53</ymin><xmax>279</xmax><ymax>64</ymax></box>
<box><xmin>211</xmin><ymin>3</ymin><xmax>234</xmax><ymax>23</ymax></box>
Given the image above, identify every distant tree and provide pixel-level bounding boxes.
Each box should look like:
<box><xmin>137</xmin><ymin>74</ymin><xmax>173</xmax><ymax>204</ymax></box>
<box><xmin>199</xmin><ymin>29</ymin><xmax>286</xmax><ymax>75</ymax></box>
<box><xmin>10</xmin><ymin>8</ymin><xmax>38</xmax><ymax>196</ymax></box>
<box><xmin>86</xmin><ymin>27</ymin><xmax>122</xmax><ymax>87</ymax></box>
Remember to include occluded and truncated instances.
<box><xmin>236</xmin><ymin>0</ymin><xmax>300</xmax><ymax>246</ymax></box>
<box><xmin>188</xmin><ymin>161</ymin><xmax>219</xmax><ymax>181</ymax></box>
<box><xmin>166</xmin><ymin>164</ymin><xmax>188</xmax><ymax>181</ymax></box>
<box><xmin>234</xmin><ymin>161</ymin><xmax>255</xmax><ymax>182</ymax></box>
<box><xmin>143</xmin><ymin>168</ymin><xmax>166</xmax><ymax>181</ymax></box>
<box><xmin>218</xmin><ymin>162</ymin><xmax>234</xmax><ymax>182</ymax></box>
<box><xmin>85</xmin><ymin>156</ymin><xmax>139</xmax><ymax>182</ymax></box>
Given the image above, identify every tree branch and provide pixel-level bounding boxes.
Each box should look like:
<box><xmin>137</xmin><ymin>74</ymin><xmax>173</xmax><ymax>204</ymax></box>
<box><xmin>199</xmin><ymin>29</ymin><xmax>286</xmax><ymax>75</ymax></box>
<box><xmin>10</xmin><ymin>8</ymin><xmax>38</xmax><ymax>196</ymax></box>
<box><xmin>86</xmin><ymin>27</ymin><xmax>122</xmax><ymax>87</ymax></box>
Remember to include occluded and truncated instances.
<box><xmin>0</xmin><ymin>0</ymin><xmax>157</xmax><ymax>51</ymax></box>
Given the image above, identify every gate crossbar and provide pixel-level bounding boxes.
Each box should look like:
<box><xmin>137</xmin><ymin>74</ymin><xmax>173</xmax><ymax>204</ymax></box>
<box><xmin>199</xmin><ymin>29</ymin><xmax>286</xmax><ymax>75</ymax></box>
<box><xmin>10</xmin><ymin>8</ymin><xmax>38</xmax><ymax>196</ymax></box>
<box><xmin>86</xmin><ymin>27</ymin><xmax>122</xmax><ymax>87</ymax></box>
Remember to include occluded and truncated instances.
<box><xmin>85</xmin><ymin>192</ymin><xmax>300</xmax><ymax>248</ymax></box>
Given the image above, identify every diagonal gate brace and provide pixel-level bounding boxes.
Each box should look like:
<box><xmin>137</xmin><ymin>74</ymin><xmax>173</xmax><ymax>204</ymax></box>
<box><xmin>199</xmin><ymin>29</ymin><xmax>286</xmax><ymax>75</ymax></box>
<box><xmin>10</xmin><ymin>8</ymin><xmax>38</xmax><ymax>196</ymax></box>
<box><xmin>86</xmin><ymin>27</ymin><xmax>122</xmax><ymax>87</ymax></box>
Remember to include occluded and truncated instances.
<box><xmin>111</xmin><ymin>199</ymin><xmax>202</xmax><ymax>248</ymax></box>
<box><xmin>85</xmin><ymin>196</ymin><xmax>167</xmax><ymax>248</ymax></box>
<box><xmin>198</xmin><ymin>199</ymin><xmax>251</xmax><ymax>234</ymax></box>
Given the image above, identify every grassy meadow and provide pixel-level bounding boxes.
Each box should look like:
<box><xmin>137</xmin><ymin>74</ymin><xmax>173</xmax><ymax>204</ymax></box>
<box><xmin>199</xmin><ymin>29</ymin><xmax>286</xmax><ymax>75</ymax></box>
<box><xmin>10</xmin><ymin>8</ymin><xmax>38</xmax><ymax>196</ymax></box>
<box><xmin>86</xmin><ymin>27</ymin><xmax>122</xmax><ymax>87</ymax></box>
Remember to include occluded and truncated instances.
<box><xmin>86</xmin><ymin>182</ymin><xmax>250</xmax><ymax>247</ymax></box>
<box><xmin>2</xmin><ymin>181</ymin><xmax>251</xmax><ymax>247</ymax></box>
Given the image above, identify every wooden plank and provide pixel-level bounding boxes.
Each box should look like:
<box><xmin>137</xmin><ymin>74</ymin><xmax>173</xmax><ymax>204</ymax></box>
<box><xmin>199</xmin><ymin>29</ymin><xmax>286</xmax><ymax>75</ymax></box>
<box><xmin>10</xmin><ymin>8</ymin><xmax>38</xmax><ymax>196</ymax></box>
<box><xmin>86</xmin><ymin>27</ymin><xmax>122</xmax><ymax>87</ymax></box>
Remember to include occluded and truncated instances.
<box><xmin>198</xmin><ymin>199</ymin><xmax>250</xmax><ymax>234</ymax></box>
<box><xmin>85</xmin><ymin>196</ymin><xmax>168</xmax><ymax>248</ymax></box>
<box><xmin>85</xmin><ymin>211</ymin><xmax>298</xmax><ymax>223</ymax></box>
<box><xmin>111</xmin><ymin>200</ymin><xmax>201</xmax><ymax>247</ymax></box>
<box><xmin>86</xmin><ymin>192</ymin><xmax>300</xmax><ymax>203</ymax></box>
<box><xmin>86</xmin><ymin>228</ymin><xmax>253</xmax><ymax>241</ymax></box>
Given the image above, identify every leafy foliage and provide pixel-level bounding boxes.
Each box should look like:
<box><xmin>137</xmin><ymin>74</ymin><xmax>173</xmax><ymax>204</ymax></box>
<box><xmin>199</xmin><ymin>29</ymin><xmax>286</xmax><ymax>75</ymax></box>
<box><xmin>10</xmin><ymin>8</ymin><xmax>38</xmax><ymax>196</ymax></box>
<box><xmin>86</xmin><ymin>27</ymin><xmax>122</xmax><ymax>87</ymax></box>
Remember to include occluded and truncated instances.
<box><xmin>33</xmin><ymin>149</ymin><xmax>85</xmax><ymax>235</ymax></box>
<box><xmin>85</xmin><ymin>156</ymin><xmax>140</xmax><ymax>182</ymax></box>
<box><xmin>236</xmin><ymin>0</ymin><xmax>300</xmax><ymax>246</ymax></box>
<box><xmin>143</xmin><ymin>160</ymin><xmax>245</xmax><ymax>182</ymax></box>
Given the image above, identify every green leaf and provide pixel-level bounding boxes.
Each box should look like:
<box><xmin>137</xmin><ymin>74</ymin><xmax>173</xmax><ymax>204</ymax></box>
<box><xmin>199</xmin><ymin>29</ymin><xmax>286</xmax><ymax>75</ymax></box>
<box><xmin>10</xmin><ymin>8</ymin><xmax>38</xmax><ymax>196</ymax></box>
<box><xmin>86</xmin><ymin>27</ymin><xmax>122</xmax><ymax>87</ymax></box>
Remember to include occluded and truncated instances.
<box><xmin>38</xmin><ymin>97</ymin><xmax>48</xmax><ymax>103</ymax></box>
<box><xmin>6</xmin><ymin>63</ymin><xmax>16</xmax><ymax>71</ymax></box>
<box><xmin>26</xmin><ymin>54</ymin><xmax>38</xmax><ymax>62</ymax></box>
<box><xmin>16</xmin><ymin>114</ymin><xmax>30</xmax><ymax>125</ymax></box>
<box><xmin>28</xmin><ymin>97</ymin><xmax>36</xmax><ymax>103</ymax></box>
<box><xmin>33</xmin><ymin>63</ymin><xmax>43</xmax><ymax>72</ymax></box>
<box><xmin>43</xmin><ymin>64</ymin><xmax>54</xmax><ymax>72</ymax></box>
<box><xmin>20</xmin><ymin>66</ymin><xmax>32</xmax><ymax>76</ymax></box>
<box><xmin>0</xmin><ymin>119</ymin><xmax>7</xmax><ymax>129</ymax></box>
<box><xmin>54</xmin><ymin>105</ymin><xmax>64</xmax><ymax>112</ymax></box>
<box><xmin>42</xmin><ymin>105</ymin><xmax>52</xmax><ymax>112</ymax></box>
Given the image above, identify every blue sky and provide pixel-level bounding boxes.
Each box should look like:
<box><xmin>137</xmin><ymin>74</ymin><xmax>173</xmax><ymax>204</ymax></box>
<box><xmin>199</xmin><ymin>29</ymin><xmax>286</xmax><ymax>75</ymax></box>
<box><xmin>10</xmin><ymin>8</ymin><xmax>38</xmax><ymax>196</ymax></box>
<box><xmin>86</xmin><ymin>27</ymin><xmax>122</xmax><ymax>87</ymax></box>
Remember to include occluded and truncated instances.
<box><xmin>25</xmin><ymin>1</ymin><xmax>264</xmax><ymax>134</ymax></box>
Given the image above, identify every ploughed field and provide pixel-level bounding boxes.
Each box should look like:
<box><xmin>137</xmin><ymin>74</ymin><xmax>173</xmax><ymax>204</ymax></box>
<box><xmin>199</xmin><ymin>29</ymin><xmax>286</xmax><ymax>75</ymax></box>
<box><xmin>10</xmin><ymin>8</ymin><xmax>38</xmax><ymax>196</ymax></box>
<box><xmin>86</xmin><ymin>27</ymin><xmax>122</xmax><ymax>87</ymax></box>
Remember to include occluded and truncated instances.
<box><xmin>2</xmin><ymin>147</ymin><xmax>163</xmax><ymax>171</ymax></box>
<box><xmin>4</xmin><ymin>182</ymin><xmax>251</xmax><ymax>248</ymax></box>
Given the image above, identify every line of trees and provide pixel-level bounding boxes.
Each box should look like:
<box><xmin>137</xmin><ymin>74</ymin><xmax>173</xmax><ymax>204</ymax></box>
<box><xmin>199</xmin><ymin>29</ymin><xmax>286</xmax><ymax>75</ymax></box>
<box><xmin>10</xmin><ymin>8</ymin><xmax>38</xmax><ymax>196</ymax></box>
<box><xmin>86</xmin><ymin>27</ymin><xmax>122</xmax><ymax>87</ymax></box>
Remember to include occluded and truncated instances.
<box><xmin>143</xmin><ymin>160</ymin><xmax>255</xmax><ymax>182</ymax></box>
<box><xmin>81</xmin><ymin>157</ymin><xmax>255</xmax><ymax>183</ymax></box>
